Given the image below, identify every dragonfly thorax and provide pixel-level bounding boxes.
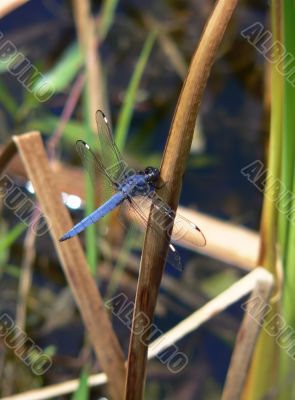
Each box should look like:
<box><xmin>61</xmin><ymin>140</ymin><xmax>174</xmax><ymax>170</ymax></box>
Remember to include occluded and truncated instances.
<box><xmin>118</xmin><ymin>170</ymin><xmax>157</xmax><ymax>197</ymax></box>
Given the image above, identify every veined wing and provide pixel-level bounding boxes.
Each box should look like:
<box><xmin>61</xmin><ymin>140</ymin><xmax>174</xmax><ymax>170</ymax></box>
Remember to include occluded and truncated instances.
<box><xmin>95</xmin><ymin>110</ymin><xmax>128</xmax><ymax>185</ymax></box>
<box><xmin>126</xmin><ymin>196</ymin><xmax>182</xmax><ymax>271</ymax></box>
<box><xmin>76</xmin><ymin>139</ymin><xmax>117</xmax><ymax>187</ymax></box>
<box><xmin>76</xmin><ymin>139</ymin><xmax>121</xmax><ymax>210</ymax></box>
<box><xmin>127</xmin><ymin>194</ymin><xmax>206</xmax><ymax>267</ymax></box>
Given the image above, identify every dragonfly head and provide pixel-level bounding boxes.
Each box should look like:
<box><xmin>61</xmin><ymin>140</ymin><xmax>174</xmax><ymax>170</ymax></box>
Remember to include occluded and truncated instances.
<box><xmin>144</xmin><ymin>166</ymin><xmax>160</xmax><ymax>182</ymax></box>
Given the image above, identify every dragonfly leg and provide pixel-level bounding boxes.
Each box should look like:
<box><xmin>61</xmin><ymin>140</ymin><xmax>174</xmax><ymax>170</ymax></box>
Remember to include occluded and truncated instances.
<box><xmin>154</xmin><ymin>180</ymin><xmax>167</xmax><ymax>190</ymax></box>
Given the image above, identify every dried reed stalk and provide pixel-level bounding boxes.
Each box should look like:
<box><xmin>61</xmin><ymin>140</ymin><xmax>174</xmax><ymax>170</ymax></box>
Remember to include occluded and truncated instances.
<box><xmin>0</xmin><ymin>0</ymin><xmax>29</xmax><ymax>17</ymax></box>
<box><xmin>2</xmin><ymin>268</ymin><xmax>273</xmax><ymax>400</ymax></box>
<box><xmin>0</xmin><ymin>132</ymin><xmax>125</xmax><ymax>400</ymax></box>
<box><xmin>0</xmin><ymin>374</ymin><xmax>107</xmax><ymax>400</ymax></box>
<box><xmin>15</xmin><ymin>210</ymin><xmax>38</xmax><ymax>330</ymax></box>
<box><xmin>72</xmin><ymin>0</ymin><xmax>106</xmax><ymax>129</ymax></box>
<box><xmin>125</xmin><ymin>1</ymin><xmax>240</xmax><ymax>398</ymax></box>
<box><xmin>221</xmin><ymin>269</ymin><xmax>274</xmax><ymax>400</ymax></box>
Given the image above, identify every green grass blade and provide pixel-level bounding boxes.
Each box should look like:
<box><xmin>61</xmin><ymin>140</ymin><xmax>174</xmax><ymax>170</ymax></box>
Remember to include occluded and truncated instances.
<box><xmin>105</xmin><ymin>226</ymin><xmax>136</xmax><ymax>299</ymax></box>
<box><xmin>26</xmin><ymin>116</ymin><xmax>84</xmax><ymax>143</ymax></box>
<box><xmin>0</xmin><ymin>55</ymin><xmax>17</xmax><ymax>73</ymax></box>
<box><xmin>114</xmin><ymin>30</ymin><xmax>157</xmax><ymax>151</ymax></box>
<box><xmin>0</xmin><ymin>223</ymin><xmax>27</xmax><ymax>276</ymax></box>
<box><xmin>0</xmin><ymin>223</ymin><xmax>27</xmax><ymax>253</ymax></box>
<box><xmin>278</xmin><ymin>0</ymin><xmax>295</xmax><ymax>256</ymax></box>
<box><xmin>71</xmin><ymin>369</ymin><xmax>89</xmax><ymax>400</ymax></box>
<box><xmin>98</xmin><ymin>0</ymin><xmax>120</xmax><ymax>41</ymax></box>
<box><xmin>1</xmin><ymin>264</ymin><xmax>21</xmax><ymax>278</ymax></box>
<box><xmin>0</xmin><ymin>81</ymin><xmax>18</xmax><ymax>117</ymax></box>
<box><xmin>85</xmin><ymin>171</ymin><xmax>97</xmax><ymax>275</ymax></box>
<box><xmin>242</xmin><ymin>1</ymin><xmax>283</xmax><ymax>398</ymax></box>
<box><xmin>33</xmin><ymin>43</ymin><xmax>83</xmax><ymax>94</ymax></box>
<box><xmin>278</xmin><ymin>0</ymin><xmax>295</xmax><ymax>397</ymax></box>
<box><xmin>83</xmin><ymin>90</ymin><xmax>98</xmax><ymax>276</ymax></box>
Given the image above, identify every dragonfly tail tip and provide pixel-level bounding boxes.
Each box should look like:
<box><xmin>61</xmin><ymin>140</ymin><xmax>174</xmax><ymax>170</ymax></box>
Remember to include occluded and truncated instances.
<box><xmin>59</xmin><ymin>235</ymin><xmax>68</xmax><ymax>242</ymax></box>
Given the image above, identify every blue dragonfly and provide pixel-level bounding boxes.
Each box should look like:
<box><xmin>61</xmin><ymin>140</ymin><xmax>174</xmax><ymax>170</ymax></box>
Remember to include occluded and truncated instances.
<box><xmin>59</xmin><ymin>110</ymin><xmax>206</xmax><ymax>270</ymax></box>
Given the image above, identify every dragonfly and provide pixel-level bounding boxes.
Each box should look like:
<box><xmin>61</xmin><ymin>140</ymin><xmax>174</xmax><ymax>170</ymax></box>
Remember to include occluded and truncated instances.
<box><xmin>59</xmin><ymin>110</ymin><xmax>206</xmax><ymax>270</ymax></box>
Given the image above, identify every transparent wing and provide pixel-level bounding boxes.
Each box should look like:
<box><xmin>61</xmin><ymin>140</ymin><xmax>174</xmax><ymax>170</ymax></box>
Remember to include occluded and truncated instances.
<box><xmin>125</xmin><ymin>197</ymin><xmax>183</xmax><ymax>271</ymax></box>
<box><xmin>95</xmin><ymin>110</ymin><xmax>128</xmax><ymax>184</ymax></box>
<box><xmin>75</xmin><ymin>139</ymin><xmax>132</xmax><ymax>246</ymax></box>
<box><xmin>76</xmin><ymin>139</ymin><xmax>117</xmax><ymax>187</ymax></box>
<box><xmin>131</xmin><ymin>195</ymin><xmax>206</xmax><ymax>246</ymax></box>
<box><xmin>126</xmin><ymin>194</ymin><xmax>206</xmax><ymax>269</ymax></box>
<box><xmin>76</xmin><ymin>139</ymin><xmax>118</xmax><ymax>207</ymax></box>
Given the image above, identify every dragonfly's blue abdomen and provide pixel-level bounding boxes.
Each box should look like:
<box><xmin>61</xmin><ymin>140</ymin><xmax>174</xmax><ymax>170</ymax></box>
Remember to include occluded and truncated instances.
<box><xmin>59</xmin><ymin>191</ymin><xmax>126</xmax><ymax>242</ymax></box>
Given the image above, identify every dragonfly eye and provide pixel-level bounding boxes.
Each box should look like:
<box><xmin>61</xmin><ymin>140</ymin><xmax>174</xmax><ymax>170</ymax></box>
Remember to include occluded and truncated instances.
<box><xmin>144</xmin><ymin>166</ymin><xmax>160</xmax><ymax>181</ymax></box>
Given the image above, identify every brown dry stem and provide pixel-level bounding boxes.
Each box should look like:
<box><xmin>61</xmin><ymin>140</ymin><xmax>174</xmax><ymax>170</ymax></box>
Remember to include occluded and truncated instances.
<box><xmin>72</xmin><ymin>0</ymin><xmax>107</xmax><ymax>130</ymax></box>
<box><xmin>124</xmin><ymin>0</ymin><xmax>240</xmax><ymax>399</ymax></box>
<box><xmin>2</xmin><ymin>267</ymin><xmax>273</xmax><ymax>400</ymax></box>
<box><xmin>0</xmin><ymin>0</ymin><xmax>29</xmax><ymax>17</ymax></box>
<box><xmin>222</xmin><ymin>269</ymin><xmax>274</xmax><ymax>400</ymax></box>
<box><xmin>0</xmin><ymin>132</ymin><xmax>125</xmax><ymax>400</ymax></box>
